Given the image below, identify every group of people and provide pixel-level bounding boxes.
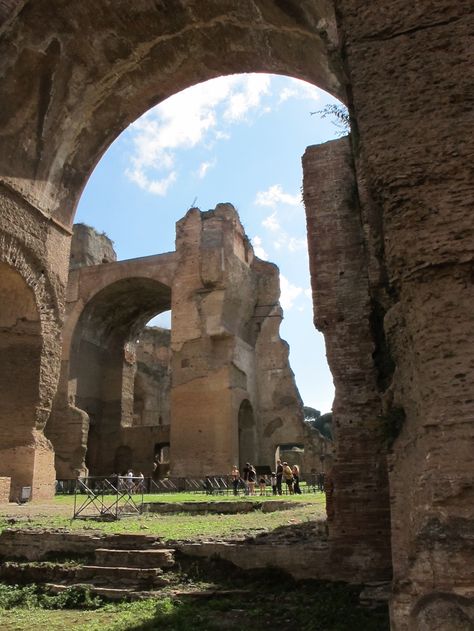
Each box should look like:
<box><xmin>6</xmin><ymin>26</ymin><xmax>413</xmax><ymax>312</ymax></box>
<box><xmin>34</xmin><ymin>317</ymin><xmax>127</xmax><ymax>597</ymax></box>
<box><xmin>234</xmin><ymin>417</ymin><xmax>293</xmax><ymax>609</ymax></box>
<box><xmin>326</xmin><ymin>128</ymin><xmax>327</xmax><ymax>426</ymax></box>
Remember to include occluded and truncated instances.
<box><xmin>113</xmin><ymin>470</ymin><xmax>145</xmax><ymax>493</ymax></box>
<box><xmin>231</xmin><ymin>459</ymin><xmax>302</xmax><ymax>496</ymax></box>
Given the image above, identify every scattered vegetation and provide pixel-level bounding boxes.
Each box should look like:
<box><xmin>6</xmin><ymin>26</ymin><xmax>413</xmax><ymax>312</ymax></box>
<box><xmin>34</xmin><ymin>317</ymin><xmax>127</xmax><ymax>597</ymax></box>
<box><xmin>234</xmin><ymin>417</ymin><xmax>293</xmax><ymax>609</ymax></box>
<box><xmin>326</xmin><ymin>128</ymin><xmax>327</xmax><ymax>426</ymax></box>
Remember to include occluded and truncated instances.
<box><xmin>304</xmin><ymin>406</ymin><xmax>333</xmax><ymax>440</ymax></box>
<box><xmin>311</xmin><ymin>104</ymin><xmax>351</xmax><ymax>135</ymax></box>
<box><xmin>0</xmin><ymin>575</ymin><xmax>389</xmax><ymax>631</ymax></box>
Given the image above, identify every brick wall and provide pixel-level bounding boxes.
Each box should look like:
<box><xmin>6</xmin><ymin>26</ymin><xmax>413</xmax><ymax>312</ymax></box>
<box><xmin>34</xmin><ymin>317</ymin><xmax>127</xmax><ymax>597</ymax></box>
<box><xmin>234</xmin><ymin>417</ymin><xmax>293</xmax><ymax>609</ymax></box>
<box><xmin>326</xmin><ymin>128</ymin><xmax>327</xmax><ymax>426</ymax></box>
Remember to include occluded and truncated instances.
<box><xmin>0</xmin><ymin>477</ymin><xmax>11</xmax><ymax>503</ymax></box>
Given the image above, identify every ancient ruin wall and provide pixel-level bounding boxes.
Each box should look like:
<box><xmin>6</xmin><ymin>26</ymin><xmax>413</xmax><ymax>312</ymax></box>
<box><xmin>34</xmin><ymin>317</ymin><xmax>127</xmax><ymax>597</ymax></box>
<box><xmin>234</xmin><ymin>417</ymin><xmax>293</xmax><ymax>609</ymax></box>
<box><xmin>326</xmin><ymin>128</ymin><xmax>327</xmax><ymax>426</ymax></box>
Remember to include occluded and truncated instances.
<box><xmin>170</xmin><ymin>203</ymin><xmax>329</xmax><ymax>477</ymax></box>
<box><xmin>133</xmin><ymin>327</ymin><xmax>171</xmax><ymax>428</ymax></box>
<box><xmin>69</xmin><ymin>224</ymin><xmax>116</xmax><ymax>271</ymax></box>
<box><xmin>303</xmin><ymin>138</ymin><xmax>392</xmax><ymax>581</ymax></box>
<box><xmin>334</xmin><ymin>2</ymin><xmax>474</xmax><ymax>627</ymax></box>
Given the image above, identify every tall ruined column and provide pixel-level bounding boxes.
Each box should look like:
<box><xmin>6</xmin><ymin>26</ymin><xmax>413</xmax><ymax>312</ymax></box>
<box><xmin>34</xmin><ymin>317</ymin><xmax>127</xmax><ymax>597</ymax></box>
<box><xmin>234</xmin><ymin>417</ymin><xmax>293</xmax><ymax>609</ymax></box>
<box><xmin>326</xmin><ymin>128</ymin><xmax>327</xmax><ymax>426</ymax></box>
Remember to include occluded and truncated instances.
<box><xmin>303</xmin><ymin>137</ymin><xmax>392</xmax><ymax>582</ymax></box>
<box><xmin>335</xmin><ymin>2</ymin><xmax>474</xmax><ymax>628</ymax></box>
<box><xmin>170</xmin><ymin>205</ymin><xmax>254</xmax><ymax>476</ymax></box>
<box><xmin>0</xmin><ymin>186</ymin><xmax>68</xmax><ymax>500</ymax></box>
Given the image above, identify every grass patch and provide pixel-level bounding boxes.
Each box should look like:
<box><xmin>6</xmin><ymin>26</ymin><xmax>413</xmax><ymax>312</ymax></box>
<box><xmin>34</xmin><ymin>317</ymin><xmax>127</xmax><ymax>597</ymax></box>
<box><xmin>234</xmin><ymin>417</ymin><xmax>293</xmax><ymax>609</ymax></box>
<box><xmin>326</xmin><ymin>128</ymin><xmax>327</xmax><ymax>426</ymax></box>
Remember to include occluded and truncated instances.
<box><xmin>0</xmin><ymin>495</ymin><xmax>326</xmax><ymax>541</ymax></box>
<box><xmin>0</xmin><ymin>579</ymin><xmax>389</xmax><ymax>631</ymax></box>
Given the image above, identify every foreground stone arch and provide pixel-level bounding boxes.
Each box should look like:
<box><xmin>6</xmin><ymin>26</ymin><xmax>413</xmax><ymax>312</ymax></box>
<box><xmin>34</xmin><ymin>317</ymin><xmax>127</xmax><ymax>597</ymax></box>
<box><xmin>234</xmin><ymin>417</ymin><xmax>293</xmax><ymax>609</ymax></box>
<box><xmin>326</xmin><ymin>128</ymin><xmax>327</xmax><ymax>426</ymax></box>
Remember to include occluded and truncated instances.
<box><xmin>0</xmin><ymin>0</ymin><xmax>342</xmax><ymax>225</ymax></box>
<box><xmin>0</xmin><ymin>2</ymin><xmax>472</xmax><ymax>629</ymax></box>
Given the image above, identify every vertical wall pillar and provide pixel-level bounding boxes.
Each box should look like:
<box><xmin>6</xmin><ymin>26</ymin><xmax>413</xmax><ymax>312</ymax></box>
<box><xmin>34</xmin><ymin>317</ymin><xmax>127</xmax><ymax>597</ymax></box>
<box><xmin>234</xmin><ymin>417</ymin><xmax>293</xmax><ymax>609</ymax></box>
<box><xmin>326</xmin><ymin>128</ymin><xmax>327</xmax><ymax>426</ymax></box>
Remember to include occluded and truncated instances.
<box><xmin>303</xmin><ymin>137</ymin><xmax>392</xmax><ymax>581</ymax></box>
<box><xmin>334</xmin><ymin>2</ymin><xmax>474</xmax><ymax>627</ymax></box>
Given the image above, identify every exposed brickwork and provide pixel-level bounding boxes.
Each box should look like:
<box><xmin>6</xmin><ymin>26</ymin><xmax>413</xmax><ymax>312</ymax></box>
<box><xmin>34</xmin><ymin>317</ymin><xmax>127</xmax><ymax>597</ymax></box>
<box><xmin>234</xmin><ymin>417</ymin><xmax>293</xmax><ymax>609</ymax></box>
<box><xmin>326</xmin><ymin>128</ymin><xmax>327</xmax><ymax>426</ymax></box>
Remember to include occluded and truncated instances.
<box><xmin>0</xmin><ymin>2</ymin><xmax>472</xmax><ymax>627</ymax></box>
<box><xmin>334</xmin><ymin>2</ymin><xmax>474</xmax><ymax>627</ymax></box>
<box><xmin>0</xmin><ymin>477</ymin><xmax>11</xmax><ymax>503</ymax></box>
<box><xmin>303</xmin><ymin>138</ymin><xmax>391</xmax><ymax>581</ymax></box>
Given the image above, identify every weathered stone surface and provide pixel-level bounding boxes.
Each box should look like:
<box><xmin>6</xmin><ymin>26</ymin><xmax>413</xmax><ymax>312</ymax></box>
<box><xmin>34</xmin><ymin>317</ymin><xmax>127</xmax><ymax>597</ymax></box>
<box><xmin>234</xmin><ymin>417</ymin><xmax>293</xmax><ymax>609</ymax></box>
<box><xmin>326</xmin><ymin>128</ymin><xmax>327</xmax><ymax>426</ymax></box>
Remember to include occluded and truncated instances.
<box><xmin>48</xmin><ymin>207</ymin><xmax>329</xmax><ymax>479</ymax></box>
<box><xmin>142</xmin><ymin>500</ymin><xmax>298</xmax><ymax>515</ymax></box>
<box><xmin>69</xmin><ymin>224</ymin><xmax>116</xmax><ymax>271</ymax></box>
<box><xmin>303</xmin><ymin>138</ymin><xmax>391</xmax><ymax>580</ymax></box>
<box><xmin>0</xmin><ymin>2</ymin><xmax>472</xmax><ymax>627</ymax></box>
<box><xmin>94</xmin><ymin>547</ymin><xmax>175</xmax><ymax>569</ymax></box>
<box><xmin>0</xmin><ymin>529</ymin><xmax>163</xmax><ymax>561</ymax></box>
<box><xmin>0</xmin><ymin>476</ymin><xmax>11</xmax><ymax>503</ymax></box>
<box><xmin>170</xmin><ymin>204</ymin><xmax>329</xmax><ymax>477</ymax></box>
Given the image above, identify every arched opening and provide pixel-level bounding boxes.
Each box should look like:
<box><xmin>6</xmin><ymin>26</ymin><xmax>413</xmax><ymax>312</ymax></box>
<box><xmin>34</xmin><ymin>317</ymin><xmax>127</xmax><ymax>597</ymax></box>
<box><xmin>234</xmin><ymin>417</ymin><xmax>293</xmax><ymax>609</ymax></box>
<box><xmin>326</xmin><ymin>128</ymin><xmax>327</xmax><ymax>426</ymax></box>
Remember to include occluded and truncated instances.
<box><xmin>46</xmin><ymin>276</ymin><xmax>171</xmax><ymax>478</ymax></box>
<box><xmin>0</xmin><ymin>262</ymin><xmax>42</xmax><ymax>499</ymax></box>
<box><xmin>153</xmin><ymin>442</ymin><xmax>170</xmax><ymax>479</ymax></box>
<box><xmin>238</xmin><ymin>399</ymin><xmax>257</xmax><ymax>471</ymax></box>
<box><xmin>1</xmin><ymin>1</ymin><xmax>390</xmax><ymax>589</ymax></box>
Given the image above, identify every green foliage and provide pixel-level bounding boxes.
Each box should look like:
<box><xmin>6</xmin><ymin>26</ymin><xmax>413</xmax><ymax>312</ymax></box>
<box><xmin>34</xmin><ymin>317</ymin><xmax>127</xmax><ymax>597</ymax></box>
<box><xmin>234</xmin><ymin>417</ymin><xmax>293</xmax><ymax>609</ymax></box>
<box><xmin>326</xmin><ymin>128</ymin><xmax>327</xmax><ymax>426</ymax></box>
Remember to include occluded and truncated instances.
<box><xmin>303</xmin><ymin>406</ymin><xmax>321</xmax><ymax>421</ymax></box>
<box><xmin>0</xmin><ymin>583</ymin><xmax>103</xmax><ymax>610</ymax></box>
<box><xmin>312</xmin><ymin>104</ymin><xmax>351</xmax><ymax>135</ymax></box>
<box><xmin>0</xmin><ymin>581</ymin><xmax>389</xmax><ymax>631</ymax></box>
<box><xmin>305</xmin><ymin>411</ymin><xmax>333</xmax><ymax>440</ymax></box>
<box><xmin>0</xmin><ymin>494</ymin><xmax>327</xmax><ymax>540</ymax></box>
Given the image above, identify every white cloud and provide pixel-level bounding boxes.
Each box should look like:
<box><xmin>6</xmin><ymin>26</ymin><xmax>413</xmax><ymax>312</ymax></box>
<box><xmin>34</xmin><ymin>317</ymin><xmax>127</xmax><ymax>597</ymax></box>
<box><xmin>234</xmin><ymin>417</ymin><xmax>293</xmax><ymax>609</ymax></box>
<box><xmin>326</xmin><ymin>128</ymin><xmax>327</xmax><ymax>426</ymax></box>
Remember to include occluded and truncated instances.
<box><xmin>278</xmin><ymin>87</ymin><xmax>298</xmax><ymax>103</ymax></box>
<box><xmin>288</xmin><ymin>236</ymin><xmax>307</xmax><ymax>252</ymax></box>
<box><xmin>223</xmin><ymin>74</ymin><xmax>271</xmax><ymax>121</ymax></box>
<box><xmin>125</xmin><ymin>74</ymin><xmax>273</xmax><ymax>195</ymax></box>
<box><xmin>262</xmin><ymin>212</ymin><xmax>281</xmax><ymax>232</ymax></box>
<box><xmin>279</xmin><ymin>78</ymin><xmax>321</xmax><ymax>105</ymax></box>
<box><xmin>125</xmin><ymin>167</ymin><xmax>177</xmax><ymax>196</ymax></box>
<box><xmin>255</xmin><ymin>184</ymin><xmax>300</xmax><ymax>208</ymax></box>
<box><xmin>280</xmin><ymin>275</ymin><xmax>303</xmax><ymax>311</ymax></box>
<box><xmin>252</xmin><ymin>235</ymin><xmax>268</xmax><ymax>260</ymax></box>
<box><xmin>197</xmin><ymin>160</ymin><xmax>215</xmax><ymax>179</ymax></box>
<box><xmin>304</xmin><ymin>288</ymin><xmax>312</xmax><ymax>299</ymax></box>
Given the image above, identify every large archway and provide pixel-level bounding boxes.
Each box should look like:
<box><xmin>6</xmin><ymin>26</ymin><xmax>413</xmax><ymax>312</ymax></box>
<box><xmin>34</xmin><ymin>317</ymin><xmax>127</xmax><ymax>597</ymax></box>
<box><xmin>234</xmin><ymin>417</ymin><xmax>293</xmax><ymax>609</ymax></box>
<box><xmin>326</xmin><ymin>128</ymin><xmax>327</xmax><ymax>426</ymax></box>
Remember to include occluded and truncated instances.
<box><xmin>0</xmin><ymin>262</ymin><xmax>43</xmax><ymax>499</ymax></box>
<box><xmin>0</xmin><ymin>1</ymin><xmax>342</xmax><ymax>226</ymax></box>
<box><xmin>46</xmin><ymin>276</ymin><xmax>171</xmax><ymax>477</ymax></box>
<box><xmin>1</xmin><ymin>4</ymin><xmax>470</xmax><ymax>628</ymax></box>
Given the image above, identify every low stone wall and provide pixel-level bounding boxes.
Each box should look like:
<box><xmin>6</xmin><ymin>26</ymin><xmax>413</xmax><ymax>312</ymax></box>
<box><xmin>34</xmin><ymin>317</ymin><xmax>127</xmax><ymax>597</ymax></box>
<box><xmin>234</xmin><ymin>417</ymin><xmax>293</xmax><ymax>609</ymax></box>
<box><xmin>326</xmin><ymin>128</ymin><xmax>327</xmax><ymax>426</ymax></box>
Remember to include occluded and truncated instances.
<box><xmin>0</xmin><ymin>477</ymin><xmax>11</xmax><ymax>503</ymax></box>
<box><xmin>141</xmin><ymin>500</ymin><xmax>298</xmax><ymax>515</ymax></box>
<box><xmin>0</xmin><ymin>530</ymin><xmax>162</xmax><ymax>561</ymax></box>
<box><xmin>178</xmin><ymin>541</ymin><xmax>334</xmax><ymax>581</ymax></box>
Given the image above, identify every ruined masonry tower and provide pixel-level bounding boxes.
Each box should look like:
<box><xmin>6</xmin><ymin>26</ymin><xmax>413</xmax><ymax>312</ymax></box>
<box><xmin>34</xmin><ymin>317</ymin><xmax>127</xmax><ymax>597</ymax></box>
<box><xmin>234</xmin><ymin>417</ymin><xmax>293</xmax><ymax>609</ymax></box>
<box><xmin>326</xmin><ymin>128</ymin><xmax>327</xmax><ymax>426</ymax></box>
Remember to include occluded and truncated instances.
<box><xmin>46</xmin><ymin>204</ymin><xmax>329</xmax><ymax>479</ymax></box>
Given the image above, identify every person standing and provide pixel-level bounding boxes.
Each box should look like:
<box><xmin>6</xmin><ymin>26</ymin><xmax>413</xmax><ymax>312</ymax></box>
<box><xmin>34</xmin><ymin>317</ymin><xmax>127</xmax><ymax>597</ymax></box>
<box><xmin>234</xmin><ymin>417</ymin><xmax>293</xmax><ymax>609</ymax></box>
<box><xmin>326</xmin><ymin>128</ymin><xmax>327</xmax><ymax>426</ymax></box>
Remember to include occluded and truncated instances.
<box><xmin>231</xmin><ymin>465</ymin><xmax>240</xmax><ymax>496</ymax></box>
<box><xmin>282</xmin><ymin>462</ymin><xmax>294</xmax><ymax>494</ymax></box>
<box><xmin>242</xmin><ymin>462</ymin><xmax>251</xmax><ymax>495</ymax></box>
<box><xmin>270</xmin><ymin>471</ymin><xmax>277</xmax><ymax>495</ymax></box>
<box><xmin>276</xmin><ymin>459</ymin><xmax>283</xmax><ymax>495</ymax></box>
<box><xmin>248</xmin><ymin>465</ymin><xmax>257</xmax><ymax>496</ymax></box>
<box><xmin>292</xmin><ymin>464</ymin><xmax>301</xmax><ymax>494</ymax></box>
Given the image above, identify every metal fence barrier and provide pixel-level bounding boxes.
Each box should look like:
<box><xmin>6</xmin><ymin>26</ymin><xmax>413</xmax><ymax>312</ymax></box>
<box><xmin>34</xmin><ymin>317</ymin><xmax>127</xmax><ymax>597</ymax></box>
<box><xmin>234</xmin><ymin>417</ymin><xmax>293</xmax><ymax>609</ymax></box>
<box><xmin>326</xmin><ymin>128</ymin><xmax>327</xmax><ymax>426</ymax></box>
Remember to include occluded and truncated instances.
<box><xmin>73</xmin><ymin>475</ymin><xmax>144</xmax><ymax>520</ymax></box>
<box><xmin>63</xmin><ymin>473</ymin><xmax>326</xmax><ymax>512</ymax></box>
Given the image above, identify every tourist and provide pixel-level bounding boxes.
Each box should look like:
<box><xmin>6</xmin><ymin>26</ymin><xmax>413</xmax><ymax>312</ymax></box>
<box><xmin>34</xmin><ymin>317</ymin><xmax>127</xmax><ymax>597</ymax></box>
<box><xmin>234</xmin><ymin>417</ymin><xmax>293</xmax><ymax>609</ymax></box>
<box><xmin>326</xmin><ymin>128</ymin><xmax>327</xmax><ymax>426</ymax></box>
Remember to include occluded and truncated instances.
<box><xmin>292</xmin><ymin>464</ymin><xmax>302</xmax><ymax>494</ymax></box>
<box><xmin>276</xmin><ymin>459</ymin><xmax>283</xmax><ymax>495</ymax></box>
<box><xmin>231</xmin><ymin>465</ymin><xmax>240</xmax><ymax>496</ymax></box>
<box><xmin>242</xmin><ymin>462</ymin><xmax>251</xmax><ymax>495</ymax></box>
<box><xmin>282</xmin><ymin>462</ymin><xmax>294</xmax><ymax>494</ymax></box>
<box><xmin>258</xmin><ymin>473</ymin><xmax>267</xmax><ymax>496</ymax></box>
<box><xmin>248</xmin><ymin>465</ymin><xmax>257</xmax><ymax>496</ymax></box>
<box><xmin>270</xmin><ymin>471</ymin><xmax>277</xmax><ymax>495</ymax></box>
<box><xmin>126</xmin><ymin>469</ymin><xmax>134</xmax><ymax>493</ymax></box>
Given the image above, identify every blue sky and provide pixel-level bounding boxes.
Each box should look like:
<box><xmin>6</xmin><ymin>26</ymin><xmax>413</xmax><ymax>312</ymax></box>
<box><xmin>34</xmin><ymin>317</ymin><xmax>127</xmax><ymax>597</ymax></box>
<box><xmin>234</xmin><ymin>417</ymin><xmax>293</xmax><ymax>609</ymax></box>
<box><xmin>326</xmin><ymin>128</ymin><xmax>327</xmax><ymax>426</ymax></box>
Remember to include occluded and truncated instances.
<box><xmin>76</xmin><ymin>73</ymin><xmax>344</xmax><ymax>414</ymax></box>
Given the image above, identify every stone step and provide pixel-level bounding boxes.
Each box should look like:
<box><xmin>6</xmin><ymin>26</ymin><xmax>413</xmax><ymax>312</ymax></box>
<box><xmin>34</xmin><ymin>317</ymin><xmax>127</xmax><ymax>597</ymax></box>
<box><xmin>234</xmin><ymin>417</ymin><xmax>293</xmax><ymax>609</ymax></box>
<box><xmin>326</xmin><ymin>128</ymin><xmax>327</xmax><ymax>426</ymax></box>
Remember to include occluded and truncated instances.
<box><xmin>77</xmin><ymin>565</ymin><xmax>168</xmax><ymax>587</ymax></box>
<box><xmin>45</xmin><ymin>583</ymin><xmax>163</xmax><ymax>601</ymax></box>
<box><xmin>94</xmin><ymin>547</ymin><xmax>175</xmax><ymax>569</ymax></box>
